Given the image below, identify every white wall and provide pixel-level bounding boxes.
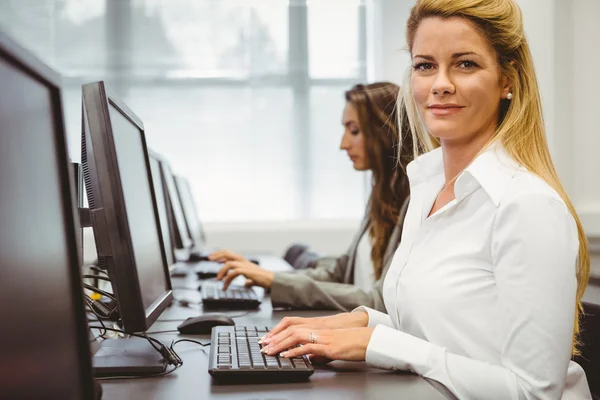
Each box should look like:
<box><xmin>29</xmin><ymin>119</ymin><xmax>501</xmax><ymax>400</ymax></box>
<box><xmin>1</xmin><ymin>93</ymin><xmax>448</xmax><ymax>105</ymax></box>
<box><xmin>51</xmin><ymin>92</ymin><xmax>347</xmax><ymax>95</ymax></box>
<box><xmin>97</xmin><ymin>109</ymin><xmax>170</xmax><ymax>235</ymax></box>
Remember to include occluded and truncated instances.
<box><xmin>370</xmin><ymin>0</ymin><xmax>600</xmax><ymax>237</ymax></box>
<box><xmin>82</xmin><ymin>220</ymin><xmax>359</xmax><ymax>265</ymax></box>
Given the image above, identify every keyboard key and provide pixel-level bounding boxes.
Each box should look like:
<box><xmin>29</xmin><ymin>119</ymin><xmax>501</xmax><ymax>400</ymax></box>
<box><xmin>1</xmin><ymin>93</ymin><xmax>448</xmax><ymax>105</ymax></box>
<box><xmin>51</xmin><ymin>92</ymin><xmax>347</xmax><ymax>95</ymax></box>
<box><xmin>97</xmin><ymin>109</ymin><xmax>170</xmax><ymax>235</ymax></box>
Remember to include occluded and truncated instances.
<box><xmin>291</xmin><ymin>358</ymin><xmax>310</xmax><ymax>369</ymax></box>
<box><xmin>218</xmin><ymin>346</ymin><xmax>230</xmax><ymax>353</ymax></box>
<box><xmin>279</xmin><ymin>358</ymin><xmax>293</xmax><ymax>368</ymax></box>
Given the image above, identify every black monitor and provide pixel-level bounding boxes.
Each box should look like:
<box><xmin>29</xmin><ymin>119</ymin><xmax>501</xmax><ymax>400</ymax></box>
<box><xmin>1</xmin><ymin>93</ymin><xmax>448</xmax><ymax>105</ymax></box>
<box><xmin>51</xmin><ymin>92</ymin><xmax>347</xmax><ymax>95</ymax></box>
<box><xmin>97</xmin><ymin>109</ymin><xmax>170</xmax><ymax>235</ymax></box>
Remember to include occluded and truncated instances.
<box><xmin>148</xmin><ymin>151</ymin><xmax>176</xmax><ymax>269</ymax></box>
<box><xmin>0</xmin><ymin>31</ymin><xmax>98</xmax><ymax>399</ymax></box>
<box><xmin>72</xmin><ymin>162</ymin><xmax>85</xmax><ymax>267</ymax></box>
<box><xmin>174</xmin><ymin>175</ymin><xmax>207</xmax><ymax>253</ymax></box>
<box><xmin>81</xmin><ymin>81</ymin><xmax>173</xmax><ymax>332</ymax></box>
<box><xmin>161</xmin><ymin>160</ymin><xmax>193</xmax><ymax>252</ymax></box>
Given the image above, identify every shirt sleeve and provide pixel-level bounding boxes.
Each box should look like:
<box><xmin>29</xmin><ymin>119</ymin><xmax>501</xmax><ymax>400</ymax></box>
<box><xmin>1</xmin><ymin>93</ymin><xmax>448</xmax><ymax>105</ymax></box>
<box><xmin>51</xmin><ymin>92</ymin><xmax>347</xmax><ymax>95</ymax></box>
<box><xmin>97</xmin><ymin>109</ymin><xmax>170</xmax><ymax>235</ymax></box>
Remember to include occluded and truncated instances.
<box><xmin>352</xmin><ymin>306</ymin><xmax>394</xmax><ymax>328</ymax></box>
<box><xmin>363</xmin><ymin>193</ymin><xmax>585</xmax><ymax>400</ymax></box>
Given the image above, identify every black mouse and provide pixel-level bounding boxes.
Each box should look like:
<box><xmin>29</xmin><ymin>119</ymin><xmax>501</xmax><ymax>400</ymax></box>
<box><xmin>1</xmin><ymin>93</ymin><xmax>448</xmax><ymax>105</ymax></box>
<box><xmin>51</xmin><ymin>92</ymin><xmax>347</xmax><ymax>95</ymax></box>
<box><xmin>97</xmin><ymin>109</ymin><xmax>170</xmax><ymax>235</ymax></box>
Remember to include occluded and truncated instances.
<box><xmin>177</xmin><ymin>314</ymin><xmax>235</xmax><ymax>335</ymax></box>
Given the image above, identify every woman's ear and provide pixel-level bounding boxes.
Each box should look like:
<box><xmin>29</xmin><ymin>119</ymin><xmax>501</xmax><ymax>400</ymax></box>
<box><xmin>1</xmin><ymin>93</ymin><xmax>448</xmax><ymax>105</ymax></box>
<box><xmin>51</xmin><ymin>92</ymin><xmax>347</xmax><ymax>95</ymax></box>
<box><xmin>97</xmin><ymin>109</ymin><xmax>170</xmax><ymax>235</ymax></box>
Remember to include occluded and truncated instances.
<box><xmin>500</xmin><ymin>61</ymin><xmax>515</xmax><ymax>99</ymax></box>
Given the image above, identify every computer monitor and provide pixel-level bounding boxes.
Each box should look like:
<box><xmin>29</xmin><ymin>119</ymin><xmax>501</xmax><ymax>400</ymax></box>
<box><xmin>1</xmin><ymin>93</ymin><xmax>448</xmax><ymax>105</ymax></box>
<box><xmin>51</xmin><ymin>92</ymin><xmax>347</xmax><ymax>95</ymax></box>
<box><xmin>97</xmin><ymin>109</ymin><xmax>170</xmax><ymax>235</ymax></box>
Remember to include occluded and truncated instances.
<box><xmin>81</xmin><ymin>81</ymin><xmax>173</xmax><ymax>334</ymax></box>
<box><xmin>161</xmin><ymin>160</ymin><xmax>193</xmax><ymax>252</ymax></box>
<box><xmin>174</xmin><ymin>175</ymin><xmax>207</xmax><ymax>253</ymax></box>
<box><xmin>148</xmin><ymin>151</ymin><xmax>176</xmax><ymax>269</ymax></box>
<box><xmin>72</xmin><ymin>162</ymin><xmax>85</xmax><ymax>267</ymax></box>
<box><xmin>0</xmin><ymin>30</ymin><xmax>98</xmax><ymax>399</ymax></box>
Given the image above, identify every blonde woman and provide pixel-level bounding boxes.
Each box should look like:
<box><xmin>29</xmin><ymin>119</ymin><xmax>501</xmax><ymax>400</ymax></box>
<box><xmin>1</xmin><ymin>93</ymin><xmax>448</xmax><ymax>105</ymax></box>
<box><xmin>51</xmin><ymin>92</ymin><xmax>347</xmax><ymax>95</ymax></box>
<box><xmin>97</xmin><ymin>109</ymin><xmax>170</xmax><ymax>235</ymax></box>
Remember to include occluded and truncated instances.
<box><xmin>257</xmin><ymin>0</ymin><xmax>591</xmax><ymax>398</ymax></box>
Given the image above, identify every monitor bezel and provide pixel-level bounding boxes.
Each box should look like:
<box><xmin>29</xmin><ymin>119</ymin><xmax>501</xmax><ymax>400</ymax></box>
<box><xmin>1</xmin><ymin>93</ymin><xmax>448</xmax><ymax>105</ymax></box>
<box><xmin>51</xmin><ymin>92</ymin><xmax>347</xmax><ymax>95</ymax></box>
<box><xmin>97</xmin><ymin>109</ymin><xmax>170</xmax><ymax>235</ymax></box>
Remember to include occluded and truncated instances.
<box><xmin>0</xmin><ymin>30</ymin><xmax>95</xmax><ymax>399</ymax></box>
<box><xmin>81</xmin><ymin>81</ymin><xmax>173</xmax><ymax>333</ymax></box>
<box><xmin>174</xmin><ymin>174</ymin><xmax>205</xmax><ymax>249</ymax></box>
<box><xmin>148</xmin><ymin>150</ymin><xmax>178</xmax><ymax>271</ymax></box>
<box><xmin>161</xmin><ymin>160</ymin><xmax>193</xmax><ymax>252</ymax></box>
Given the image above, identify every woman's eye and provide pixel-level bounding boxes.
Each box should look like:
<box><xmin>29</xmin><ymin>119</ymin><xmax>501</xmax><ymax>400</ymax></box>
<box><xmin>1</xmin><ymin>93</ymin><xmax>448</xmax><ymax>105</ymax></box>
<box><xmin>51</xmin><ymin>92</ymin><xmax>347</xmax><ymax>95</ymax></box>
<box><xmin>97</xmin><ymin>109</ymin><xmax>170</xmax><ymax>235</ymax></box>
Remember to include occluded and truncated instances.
<box><xmin>413</xmin><ymin>62</ymin><xmax>434</xmax><ymax>71</ymax></box>
<box><xmin>458</xmin><ymin>60</ymin><xmax>478</xmax><ymax>69</ymax></box>
<box><xmin>350</xmin><ymin>130</ymin><xmax>360</xmax><ymax>136</ymax></box>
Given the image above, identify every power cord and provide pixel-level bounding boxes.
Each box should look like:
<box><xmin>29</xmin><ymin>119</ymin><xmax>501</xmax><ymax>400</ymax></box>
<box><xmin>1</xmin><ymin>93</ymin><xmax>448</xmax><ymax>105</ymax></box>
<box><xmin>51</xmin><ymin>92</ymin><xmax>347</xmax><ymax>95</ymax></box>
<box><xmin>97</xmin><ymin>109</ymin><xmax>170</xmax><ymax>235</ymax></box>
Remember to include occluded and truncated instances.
<box><xmin>88</xmin><ymin>326</ymin><xmax>184</xmax><ymax>375</ymax></box>
<box><xmin>83</xmin><ymin>283</ymin><xmax>117</xmax><ymax>301</ymax></box>
<box><xmin>172</xmin><ymin>339</ymin><xmax>210</xmax><ymax>355</ymax></box>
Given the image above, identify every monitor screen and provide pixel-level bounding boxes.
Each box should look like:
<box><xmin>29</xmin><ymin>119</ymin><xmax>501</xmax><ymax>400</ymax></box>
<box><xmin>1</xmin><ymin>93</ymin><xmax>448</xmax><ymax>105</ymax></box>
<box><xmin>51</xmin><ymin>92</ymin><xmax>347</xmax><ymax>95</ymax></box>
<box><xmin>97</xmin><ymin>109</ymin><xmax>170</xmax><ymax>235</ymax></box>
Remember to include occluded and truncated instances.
<box><xmin>109</xmin><ymin>105</ymin><xmax>169</xmax><ymax>311</ymax></box>
<box><xmin>0</xmin><ymin>32</ymin><xmax>95</xmax><ymax>399</ymax></box>
<box><xmin>175</xmin><ymin>175</ymin><xmax>206</xmax><ymax>249</ymax></box>
<box><xmin>162</xmin><ymin>161</ymin><xmax>192</xmax><ymax>250</ymax></box>
<box><xmin>82</xmin><ymin>81</ymin><xmax>172</xmax><ymax>332</ymax></box>
<box><xmin>149</xmin><ymin>152</ymin><xmax>175</xmax><ymax>267</ymax></box>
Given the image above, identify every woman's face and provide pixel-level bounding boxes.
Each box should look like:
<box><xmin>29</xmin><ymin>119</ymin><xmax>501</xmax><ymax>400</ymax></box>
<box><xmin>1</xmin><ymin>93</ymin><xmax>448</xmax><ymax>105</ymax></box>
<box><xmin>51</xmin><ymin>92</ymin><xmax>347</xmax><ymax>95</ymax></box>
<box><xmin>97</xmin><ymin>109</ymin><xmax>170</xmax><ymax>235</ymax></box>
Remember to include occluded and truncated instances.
<box><xmin>410</xmin><ymin>16</ymin><xmax>511</xmax><ymax>145</ymax></box>
<box><xmin>340</xmin><ymin>101</ymin><xmax>369</xmax><ymax>171</ymax></box>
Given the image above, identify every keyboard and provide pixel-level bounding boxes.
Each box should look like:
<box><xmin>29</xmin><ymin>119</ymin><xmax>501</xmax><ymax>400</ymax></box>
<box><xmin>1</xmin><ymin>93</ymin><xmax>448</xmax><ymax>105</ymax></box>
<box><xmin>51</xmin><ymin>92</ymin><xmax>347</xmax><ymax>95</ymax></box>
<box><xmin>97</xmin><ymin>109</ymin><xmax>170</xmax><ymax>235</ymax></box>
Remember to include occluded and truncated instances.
<box><xmin>169</xmin><ymin>261</ymin><xmax>222</xmax><ymax>279</ymax></box>
<box><xmin>201</xmin><ymin>282</ymin><xmax>261</xmax><ymax>310</ymax></box>
<box><xmin>208</xmin><ymin>326</ymin><xmax>314</xmax><ymax>383</ymax></box>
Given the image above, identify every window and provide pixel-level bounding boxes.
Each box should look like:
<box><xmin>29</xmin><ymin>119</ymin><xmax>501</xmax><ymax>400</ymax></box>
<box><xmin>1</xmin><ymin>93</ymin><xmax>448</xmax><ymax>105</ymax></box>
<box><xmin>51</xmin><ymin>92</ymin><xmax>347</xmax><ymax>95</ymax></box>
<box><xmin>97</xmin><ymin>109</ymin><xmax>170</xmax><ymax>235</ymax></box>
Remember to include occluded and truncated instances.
<box><xmin>0</xmin><ymin>0</ymin><xmax>369</xmax><ymax>222</ymax></box>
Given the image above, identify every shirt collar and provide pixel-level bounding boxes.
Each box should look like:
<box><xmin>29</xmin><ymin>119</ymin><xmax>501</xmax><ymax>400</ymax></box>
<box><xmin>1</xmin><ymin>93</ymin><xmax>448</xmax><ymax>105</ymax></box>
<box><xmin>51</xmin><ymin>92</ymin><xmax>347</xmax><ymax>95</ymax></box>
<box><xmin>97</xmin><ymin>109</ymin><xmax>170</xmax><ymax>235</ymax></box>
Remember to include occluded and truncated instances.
<box><xmin>407</xmin><ymin>141</ymin><xmax>522</xmax><ymax>207</ymax></box>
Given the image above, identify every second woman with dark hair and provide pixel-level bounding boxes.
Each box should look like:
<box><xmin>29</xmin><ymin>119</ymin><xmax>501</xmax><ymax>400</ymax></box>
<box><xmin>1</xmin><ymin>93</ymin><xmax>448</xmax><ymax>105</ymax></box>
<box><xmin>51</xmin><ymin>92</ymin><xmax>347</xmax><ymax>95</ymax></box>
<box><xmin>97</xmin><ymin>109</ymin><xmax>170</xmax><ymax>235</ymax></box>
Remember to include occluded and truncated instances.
<box><xmin>210</xmin><ymin>82</ymin><xmax>412</xmax><ymax>312</ymax></box>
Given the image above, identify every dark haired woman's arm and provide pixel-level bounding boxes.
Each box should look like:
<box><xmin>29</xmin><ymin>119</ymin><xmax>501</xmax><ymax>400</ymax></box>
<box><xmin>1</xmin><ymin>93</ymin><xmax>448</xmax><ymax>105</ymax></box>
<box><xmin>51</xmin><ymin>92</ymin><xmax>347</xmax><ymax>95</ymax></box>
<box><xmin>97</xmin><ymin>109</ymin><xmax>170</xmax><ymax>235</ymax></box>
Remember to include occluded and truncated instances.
<box><xmin>270</xmin><ymin>271</ymin><xmax>387</xmax><ymax>312</ymax></box>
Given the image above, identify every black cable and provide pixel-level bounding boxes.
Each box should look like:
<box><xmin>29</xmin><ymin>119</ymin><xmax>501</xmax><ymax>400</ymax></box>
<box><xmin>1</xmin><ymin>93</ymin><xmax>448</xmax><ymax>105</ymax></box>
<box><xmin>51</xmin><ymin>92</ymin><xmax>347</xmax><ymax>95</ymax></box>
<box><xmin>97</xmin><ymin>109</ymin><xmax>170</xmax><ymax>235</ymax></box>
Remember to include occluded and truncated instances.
<box><xmin>173</xmin><ymin>338</ymin><xmax>210</xmax><ymax>347</ymax></box>
<box><xmin>89</xmin><ymin>265</ymin><xmax>109</xmax><ymax>276</ymax></box>
<box><xmin>83</xmin><ymin>283</ymin><xmax>117</xmax><ymax>301</ymax></box>
<box><xmin>145</xmin><ymin>329</ymin><xmax>180</xmax><ymax>334</ymax></box>
<box><xmin>82</xmin><ymin>274</ymin><xmax>112</xmax><ymax>282</ymax></box>
<box><xmin>87</xmin><ymin>326</ymin><xmax>164</xmax><ymax>349</ymax></box>
<box><xmin>85</xmin><ymin>300</ymin><xmax>107</xmax><ymax>338</ymax></box>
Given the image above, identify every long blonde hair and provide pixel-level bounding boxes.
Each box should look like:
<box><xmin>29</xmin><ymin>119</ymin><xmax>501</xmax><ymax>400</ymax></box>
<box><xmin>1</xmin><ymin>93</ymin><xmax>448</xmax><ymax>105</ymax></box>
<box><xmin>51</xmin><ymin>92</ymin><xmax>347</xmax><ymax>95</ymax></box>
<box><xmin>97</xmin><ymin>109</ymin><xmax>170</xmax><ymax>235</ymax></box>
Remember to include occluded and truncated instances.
<box><xmin>399</xmin><ymin>0</ymin><xmax>590</xmax><ymax>356</ymax></box>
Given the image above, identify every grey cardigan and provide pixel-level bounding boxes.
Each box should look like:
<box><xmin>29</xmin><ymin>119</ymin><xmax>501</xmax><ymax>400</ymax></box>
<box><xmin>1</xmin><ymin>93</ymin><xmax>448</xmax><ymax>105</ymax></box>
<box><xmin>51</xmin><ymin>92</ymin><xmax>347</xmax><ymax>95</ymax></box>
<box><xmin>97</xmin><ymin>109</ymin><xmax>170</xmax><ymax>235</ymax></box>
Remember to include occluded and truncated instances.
<box><xmin>270</xmin><ymin>197</ymin><xmax>410</xmax><ymax>312</ymax></box>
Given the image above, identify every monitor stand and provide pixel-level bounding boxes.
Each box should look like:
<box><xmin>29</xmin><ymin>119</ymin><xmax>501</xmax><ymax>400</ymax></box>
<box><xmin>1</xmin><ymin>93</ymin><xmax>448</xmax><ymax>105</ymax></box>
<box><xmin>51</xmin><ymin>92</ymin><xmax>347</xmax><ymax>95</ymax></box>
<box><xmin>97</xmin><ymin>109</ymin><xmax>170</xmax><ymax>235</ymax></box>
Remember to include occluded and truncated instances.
<box><xmin>92</xmin><ymin>337</ymin><xmax>166</xmax><ymax>377</ymax></box>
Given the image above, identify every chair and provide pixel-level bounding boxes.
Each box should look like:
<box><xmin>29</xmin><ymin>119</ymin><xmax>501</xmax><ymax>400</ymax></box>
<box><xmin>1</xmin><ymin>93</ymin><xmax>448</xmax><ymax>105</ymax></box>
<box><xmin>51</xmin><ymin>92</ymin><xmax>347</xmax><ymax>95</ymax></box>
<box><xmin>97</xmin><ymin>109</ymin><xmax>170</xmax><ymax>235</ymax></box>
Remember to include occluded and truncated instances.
<box><xmin>283</xmin><ymin>243</ymin><xmax>309</xmax><ymax>266</ymax></box>
<box><xmin>574</xmin><ymin>301</ymin><xmax>600</xmax><ymax>399</ymax></box>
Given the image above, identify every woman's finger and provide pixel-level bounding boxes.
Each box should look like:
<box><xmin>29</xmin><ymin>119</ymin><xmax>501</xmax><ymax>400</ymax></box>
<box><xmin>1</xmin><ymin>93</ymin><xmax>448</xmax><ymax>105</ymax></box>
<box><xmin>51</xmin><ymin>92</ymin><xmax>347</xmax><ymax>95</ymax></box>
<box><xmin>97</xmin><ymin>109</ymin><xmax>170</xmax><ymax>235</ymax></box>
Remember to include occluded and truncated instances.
<box><xmin>281</xmin><ymin>344</ymin><xmax>326</xmax><ymax>359</ymax></box>
<box><xmin>244</xmin><ymin>278</ymin><xmax>255</xmax><ymax>287</ymax></box>
<box><xmin>221</xmin><ymin>268</ymin><xmax>243</xmax><ymax>291</ymax></box>
<box><xmin>262</xmin><ymin>329</ymin><xmax>312</xmax><ymax>356</ymax></box>
<box><xmin>215</xmin><ymin>263</ymin><xmax>234</xmax><ymax>280</ymax></box>
<box><xmin>263</xmin><ymin>317</ymin><xmax>301</xmax><ymax>341</ymax></box>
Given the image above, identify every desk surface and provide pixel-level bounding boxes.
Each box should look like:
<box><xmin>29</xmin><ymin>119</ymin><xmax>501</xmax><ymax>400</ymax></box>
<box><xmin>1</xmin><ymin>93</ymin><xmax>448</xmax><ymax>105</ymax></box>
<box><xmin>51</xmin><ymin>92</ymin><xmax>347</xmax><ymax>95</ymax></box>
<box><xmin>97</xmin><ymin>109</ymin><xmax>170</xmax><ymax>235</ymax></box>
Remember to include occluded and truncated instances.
<box><xmin>100</xmin><ymin>266</ymin><xmax>450</xmax><ymax>399</ymax></box>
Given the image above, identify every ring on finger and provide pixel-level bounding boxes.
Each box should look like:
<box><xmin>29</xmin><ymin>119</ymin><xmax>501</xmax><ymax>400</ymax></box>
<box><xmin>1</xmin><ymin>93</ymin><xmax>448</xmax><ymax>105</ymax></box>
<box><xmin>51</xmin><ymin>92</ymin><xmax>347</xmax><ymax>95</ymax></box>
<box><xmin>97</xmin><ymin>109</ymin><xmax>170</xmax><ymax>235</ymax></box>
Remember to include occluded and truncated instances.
<box><xmin>310</xmin><ymin>332</ymin><xmax>318</xmax><ymax>344</ymax></box>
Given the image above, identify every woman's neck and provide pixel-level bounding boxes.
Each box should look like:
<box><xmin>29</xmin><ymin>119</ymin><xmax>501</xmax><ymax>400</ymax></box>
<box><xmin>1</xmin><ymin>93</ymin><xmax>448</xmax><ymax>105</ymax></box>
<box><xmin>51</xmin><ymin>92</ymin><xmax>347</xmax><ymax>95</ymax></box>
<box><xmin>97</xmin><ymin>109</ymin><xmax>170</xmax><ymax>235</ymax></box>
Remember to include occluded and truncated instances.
<box><xmin>440</xmin><ymin>131</ymin><xmax>495</xmax><ymax>185</ymax></box>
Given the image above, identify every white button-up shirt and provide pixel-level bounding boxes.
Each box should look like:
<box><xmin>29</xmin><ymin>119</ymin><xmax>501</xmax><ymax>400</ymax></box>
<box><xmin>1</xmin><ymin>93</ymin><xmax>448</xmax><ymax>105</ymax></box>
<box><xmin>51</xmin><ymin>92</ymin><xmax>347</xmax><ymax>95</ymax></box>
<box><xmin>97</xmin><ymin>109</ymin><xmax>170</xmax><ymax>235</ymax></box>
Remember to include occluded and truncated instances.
<box><xmin>355</xmin><ymin>144</ymin><xmax>591</xmax><ymax>399</ymax></box>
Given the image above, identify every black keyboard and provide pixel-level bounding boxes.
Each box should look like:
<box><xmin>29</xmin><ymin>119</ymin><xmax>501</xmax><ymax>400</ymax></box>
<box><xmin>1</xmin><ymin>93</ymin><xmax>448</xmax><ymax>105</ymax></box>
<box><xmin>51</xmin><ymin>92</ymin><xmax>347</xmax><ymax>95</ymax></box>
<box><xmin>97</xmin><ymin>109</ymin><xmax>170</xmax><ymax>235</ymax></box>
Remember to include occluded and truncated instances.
<box><xmin>170</xmin><ymin>261</ymin><xmax>222</xmax><ymax>279</ymax></box>
<box><xmin>201</xmin><ymin>282</ymin><xmax>261</xmax><ymax>310</ymax></box>
<box><xmin>208</xmin><ymin>326</ymin><xmax>314</xmax><ymax>383</ymax></box>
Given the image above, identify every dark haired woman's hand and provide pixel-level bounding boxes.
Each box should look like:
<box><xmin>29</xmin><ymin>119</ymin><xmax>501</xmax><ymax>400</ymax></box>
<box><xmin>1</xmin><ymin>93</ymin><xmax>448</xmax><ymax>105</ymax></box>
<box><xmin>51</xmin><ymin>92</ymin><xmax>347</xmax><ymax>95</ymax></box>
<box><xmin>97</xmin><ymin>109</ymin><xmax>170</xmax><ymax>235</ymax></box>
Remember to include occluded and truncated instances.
<box><xmin>216</xmin><ymin>260</ymin><xmax>275</xmax><ymax>290</ymax></box>
<box><xmin>208</xmin><ymin>249</ymin><xmax>246</xmax><ymax>263</ymax></box>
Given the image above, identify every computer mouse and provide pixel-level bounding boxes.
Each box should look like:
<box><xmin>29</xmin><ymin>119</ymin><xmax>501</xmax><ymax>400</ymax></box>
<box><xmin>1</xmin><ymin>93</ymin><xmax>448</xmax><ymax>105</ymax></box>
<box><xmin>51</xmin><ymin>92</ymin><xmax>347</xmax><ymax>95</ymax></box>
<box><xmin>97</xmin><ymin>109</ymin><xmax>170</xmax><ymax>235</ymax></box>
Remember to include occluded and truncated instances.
<box><xmin>177</xmin><ymin>314</ymin><xmax>235</xmax><ymax>335</ymax></box>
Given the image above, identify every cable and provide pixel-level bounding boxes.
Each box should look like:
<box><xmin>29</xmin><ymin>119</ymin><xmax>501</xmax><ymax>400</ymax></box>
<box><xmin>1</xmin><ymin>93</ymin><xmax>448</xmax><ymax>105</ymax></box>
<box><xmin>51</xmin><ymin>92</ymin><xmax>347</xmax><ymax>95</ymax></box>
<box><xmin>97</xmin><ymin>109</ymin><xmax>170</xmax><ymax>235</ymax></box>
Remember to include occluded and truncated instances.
<box><xmin>145</xmin><ymin>329</ymin><xmax>180</xmax><ymax>334</ymax></box>
<box><xmin>82</xmin><ymin>275</ymin><xmax>112</xmax><ymax>282</ymax></box>
<box><xmin>87</xmin><ymin>326</ymin><xmax>165</xmax><ymax>351</ymax></box>
<box><xmin>89</xmin><ymin>266</ymin><xmax>109</xmax><ymax>276</ymax></box>
<box><xmin>83</xmin><ymin>283</ymin><xmax>117</xmax><ymax>301</ymax></box>
<box><xmin>85</xmin><ymin>300</ymin><xmax>108</xmax><ymax>338</ymax></box>
<box><xmin>173</xmin><ymin>338</ymin><xmax>210</xmax><ymax>347</ymax></box>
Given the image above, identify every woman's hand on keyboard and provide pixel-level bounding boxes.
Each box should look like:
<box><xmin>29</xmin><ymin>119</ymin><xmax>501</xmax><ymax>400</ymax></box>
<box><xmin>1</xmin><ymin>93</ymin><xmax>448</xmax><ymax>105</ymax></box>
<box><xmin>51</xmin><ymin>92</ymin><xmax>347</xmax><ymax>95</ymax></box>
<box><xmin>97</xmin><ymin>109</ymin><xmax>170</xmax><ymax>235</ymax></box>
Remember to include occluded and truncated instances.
<box><xmin>208</xmin><ymin>249</ymin><xmax>246</xmax><ymax>263</ymax></box>
<box><xmin>216</xmin><ymin>259</ymin><xmax>275</xmax><ymax>290</ymax></box>
<box><xmin>260</xmin><ymin>327</ymin><xmax>375</xmax><ymax>362</ymax></box>
<box><xmin>260</xmin><ymin>312</ymin><xmax>368</xmax><ymax>344</ymax></box>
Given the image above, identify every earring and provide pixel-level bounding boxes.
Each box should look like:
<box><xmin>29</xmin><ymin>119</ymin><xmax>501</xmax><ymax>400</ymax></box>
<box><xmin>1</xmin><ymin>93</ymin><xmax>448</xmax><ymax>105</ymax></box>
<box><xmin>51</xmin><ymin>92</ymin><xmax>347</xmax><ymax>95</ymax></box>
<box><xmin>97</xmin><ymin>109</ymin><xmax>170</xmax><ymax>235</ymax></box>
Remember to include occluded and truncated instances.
<box><xmin>506</xmin><ymin>92</ymin><xmax>513</xmax><ymax>100</ymax></box>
